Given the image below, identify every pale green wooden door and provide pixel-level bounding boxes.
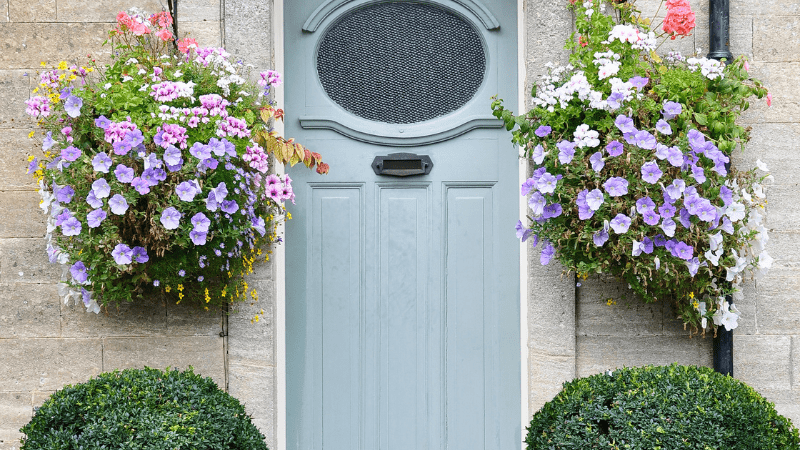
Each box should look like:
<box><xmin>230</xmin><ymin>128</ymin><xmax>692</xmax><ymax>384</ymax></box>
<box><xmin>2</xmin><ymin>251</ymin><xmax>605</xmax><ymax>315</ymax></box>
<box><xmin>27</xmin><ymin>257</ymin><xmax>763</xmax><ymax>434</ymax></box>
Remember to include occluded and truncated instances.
<box><xmin>285</xmin><ymin>1</ymin><xmax>519</xmax><ymax>449</ymax></box>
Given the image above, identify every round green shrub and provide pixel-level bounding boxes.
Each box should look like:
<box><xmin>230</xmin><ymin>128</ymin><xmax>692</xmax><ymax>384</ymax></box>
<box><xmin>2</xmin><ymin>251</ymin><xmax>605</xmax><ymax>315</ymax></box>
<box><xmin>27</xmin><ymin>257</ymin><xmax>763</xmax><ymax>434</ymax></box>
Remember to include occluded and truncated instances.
<box><xmin>20</xmin><ymin>367</ymin><xmax>267</xmax><ymax>450</ymax></box>
<box><xmin>527</xmin><ymin>364</ymin><xmax>799</xmax><ymax>450</ymax></box>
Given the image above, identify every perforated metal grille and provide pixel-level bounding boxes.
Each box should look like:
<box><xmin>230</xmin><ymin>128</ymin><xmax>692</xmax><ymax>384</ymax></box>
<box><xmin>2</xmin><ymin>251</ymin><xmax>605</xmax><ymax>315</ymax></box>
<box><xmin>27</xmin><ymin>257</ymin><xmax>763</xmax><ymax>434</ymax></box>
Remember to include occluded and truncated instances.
<box><xmin>316</xmin><ymin>2</ymin><xmax>486</xmax><ymax>124</ymax></box>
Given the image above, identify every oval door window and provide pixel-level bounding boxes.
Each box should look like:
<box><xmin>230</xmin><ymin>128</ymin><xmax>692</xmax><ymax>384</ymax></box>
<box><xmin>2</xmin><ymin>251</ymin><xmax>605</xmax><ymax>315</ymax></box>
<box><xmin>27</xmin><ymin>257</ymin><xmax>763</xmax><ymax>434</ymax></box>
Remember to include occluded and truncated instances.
<box><xmin>316</xmin><ymin>2</ymin><xmax>487</xmax><ymax>124</ymax></box>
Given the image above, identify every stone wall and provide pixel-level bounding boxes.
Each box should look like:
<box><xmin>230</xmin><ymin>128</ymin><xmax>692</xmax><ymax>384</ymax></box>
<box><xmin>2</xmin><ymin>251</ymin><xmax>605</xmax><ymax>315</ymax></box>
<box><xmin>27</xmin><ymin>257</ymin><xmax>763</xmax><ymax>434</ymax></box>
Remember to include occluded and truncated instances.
<box><xmin>0</xmin><ymin>1</ymin><xmax>276</xmax><ymax>448</ymax></box>
<box><xmin>525</xmin><ymin>0</ymin><xmax>800</xmax><ymax>430</ymax></box>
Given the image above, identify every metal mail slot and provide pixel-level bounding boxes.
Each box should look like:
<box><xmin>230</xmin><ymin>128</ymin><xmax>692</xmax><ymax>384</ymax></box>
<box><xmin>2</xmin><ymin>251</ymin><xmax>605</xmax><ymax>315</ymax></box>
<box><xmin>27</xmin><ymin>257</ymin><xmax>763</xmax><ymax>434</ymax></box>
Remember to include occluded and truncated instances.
<box><xmin>372</xmin><ymin>153</ymin><xmax>433</xmax><ymax>177</ymax></box>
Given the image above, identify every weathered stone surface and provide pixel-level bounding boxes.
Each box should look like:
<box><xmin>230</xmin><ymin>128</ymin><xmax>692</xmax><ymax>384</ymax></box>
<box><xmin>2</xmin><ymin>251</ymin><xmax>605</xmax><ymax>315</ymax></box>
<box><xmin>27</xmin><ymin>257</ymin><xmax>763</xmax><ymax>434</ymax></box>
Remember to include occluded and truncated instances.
<box><xmin>732</xmin><ymin>0</ymin><xmax>800</xmax><ymax>16</ymax></box>
<box><xmin>0</xmin><ymin>283</ymin><xmax>60</xmax><ymax>338</ymax></box>
<box><xmin>527</xmin><ymin>251</ymin><xmax>576</xmax><ymax>357</ymax></box>
<box><xmin>61</xmin><ymin>296</ymin><xmax>168</xmax><ymax>338</ymax></box>
<box><xmin>0</xmin><ymin>338</ymin><xmax>102</xmax><ymax>391</ymax></box>
<box><xmin>0</xmin><ymin>431</ymin><xmax>23</xmax><ymax>450</ymax></box>
<box><xmin>734</xmin><ymin>334</ymin><xmax>792</xmax><ymax>390</ymax></box>
<box><xmin>765</xmin><ymin>184</ymin><xmax>800</xmax><ymax>231</ymax></box>
<box><xmin>0</xmin><ymin>191</ymin><xmax>46</xmax><ymax>238</ymax></box>
<box><xmin>0</xmin><ymin>130</ymin><xmax>40</xmax><ymax>189</ymax></box>
<box><xmin>0</xmin><ymin>238</ymin><xmax>60</xmax><ymax>284</ymax></box>
<box><xmin>523</xmin><ymin>0</ymin><xmax>572</xmax><ymax>110</ymax></box>
<box><xmin>692</xmin><ymin>10</ymin><xmax>754</xmax><ymax>58</ymax></box>
<box><xmin>527</xmin><ymin>350</ymin><xmax>574</xmax><ymax>415</ymax></box>
<box><xmin>250</xmin><ymin>418</ymin><xmax>274</xmax><ymax>450</ymax></box>
<box><xmin>746</xmin><ymin>122</ymin><xmax>800</xmax><ymax>188</ymax></box>
<box><xmin>755</xmin><ymin>266</ymin><xmax>800</xmax><ymax>334</ymax></box>
<box><xmin>0</xmin><ymin>23</ymin><xmax>110</xmax><ymax>70</ymax></box>
<box><xmin>227</xmin><ymin>279</ymin><xmax>275</xmax><ymax>366</ymax></box>
<box><xmin>768</xmin><ymin>231</ymin><xmax>800</xmax><ymax>268</ymax></box>
<box><xmin>0</xmin><ymin>71</ymin><xmax>31</xmax><ymax>129</ymax></box>
<box><xmin>227</xmin><ymin>361</ymin><xmax>274</xmax><ymax>419</ymax></box>
<box><xmin>102</xmin><ymin>335</ymin><xmax>225</xmax><ymax>387</ymax></box>
<box><xmin>754</xmin><ymin>16</ymin><xmax>800</xmax><ymax>62</ymax></box>
<box><xmin>8</xmin><ymin>0</ymin><xmax>56</xmax><ymax>22</ymax></box>
<box><xmin>179</xmin><ymin>0</ymin><xmax>221</xmax><ymax>23</ymax></box>
<box><xmin>577</xmin><ymin>274</ymin><xmax>664</xmax><ymax>337</ymax></box>
<box><xmin>576</xmin><ymin>335</ymin><xmax>712</xmax><ymax>378</ymax></box>
<box><xmin>0</xmin><ymin>392</ymin><xmax>31</xmax><ymax>435</ymax></box>
<box><xmin>755</xmin><ymin>388</ymin><xmax>800</xmax><ymax>430</ymax></box>
<box><xmin>55</xmin><ymin>0</ymin><xmax>161</xmax><ymax>22</ymax></box>
<box><xmin>179</xmin><ymin>21</ymin><xmax>222</xmax><ymax>47</ymax></box>
<box><xmin>731</xmin><ymin>281</ymin><xmax>758</xmax><ymax>335</ymax></box>
<box><xmin>223</xmin><ymin>0</ymin><xmax>271</xmax><ymax>71</ymax></box>
<box><xmin>166</xmin><ymin>300</ymin><xmax>223</xmax><ymax>336</ymax></box>
<box><xmin>739</xmin><ymin>62</ymin><xmax>800</xmax><ymax>124</ymax></box>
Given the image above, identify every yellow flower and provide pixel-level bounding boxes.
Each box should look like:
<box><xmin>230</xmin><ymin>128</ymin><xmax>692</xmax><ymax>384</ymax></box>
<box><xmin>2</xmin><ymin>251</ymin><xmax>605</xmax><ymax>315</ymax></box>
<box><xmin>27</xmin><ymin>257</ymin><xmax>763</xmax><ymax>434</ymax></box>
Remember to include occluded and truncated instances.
<box><xmin>28</xmin><ymin>131</ymin><xmax>35</xmax><ymax>139</ymax></box>
<box><xmin>689</xmin><ymin>291</ymin><xmax>695</xmax><ymax>299</ymax></box>
<box><xmin>606</xmin><ymin>298</ymin><xmax>616</xmax><ymax>306</ymax></box>
<box><xmin>177</xmin><ymin>284</ymin><xmax>184</xmax><ymax>291</ymax></box>
<box><xmin>32</xmin><ymin>87</ymin><xmax>39</xmax><ymax>93</ymax></box>
<box><xmin>204</xmin><ymin>288</ymin><xmax>211</xmax><ymax>303</ymax></box>
<box><xmin>692</xmin><ymin>300</ymin><xmax>699</xmax><ymax>309</ymax></box>
<box><xmin>165</xmin><ymin>285</ymin><xmax>172</xmax><ymax>293</ymax></box>
<box><xmin>40</xmin><ymin>61</ymin><xmax>47</xmax><ymax>67</ymax></box>
<box><xmin>58</xmin><ymin>61</ymin><xmax>68</xmax><ymax>70</ymax></box>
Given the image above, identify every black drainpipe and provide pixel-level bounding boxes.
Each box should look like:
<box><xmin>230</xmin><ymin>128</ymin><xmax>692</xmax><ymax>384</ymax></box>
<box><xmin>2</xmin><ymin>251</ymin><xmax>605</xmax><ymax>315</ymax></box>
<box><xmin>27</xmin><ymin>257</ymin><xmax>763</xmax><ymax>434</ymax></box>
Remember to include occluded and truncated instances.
<box><xmin>708</xmin><ymin>0</ymin><xmax>734</xmax><ymax>377</ymax></box>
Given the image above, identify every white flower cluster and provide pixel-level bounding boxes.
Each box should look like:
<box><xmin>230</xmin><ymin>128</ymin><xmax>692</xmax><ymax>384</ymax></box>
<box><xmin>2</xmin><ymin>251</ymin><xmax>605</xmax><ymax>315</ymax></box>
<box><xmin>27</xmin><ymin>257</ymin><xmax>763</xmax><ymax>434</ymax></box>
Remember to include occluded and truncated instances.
<box><xmin>687</xmin><ymin>57</ymin><xmax>725</xmax><ymax>80</ymax></box>
<box><xmin>594</xmin><ymin>51</ymin><xmax>621</xmax><ymax>80</ymax></box>
<box><xmin>573</xmin><ymin>124</ymin><xmax>600</xmax><ymax>148</ymax></box>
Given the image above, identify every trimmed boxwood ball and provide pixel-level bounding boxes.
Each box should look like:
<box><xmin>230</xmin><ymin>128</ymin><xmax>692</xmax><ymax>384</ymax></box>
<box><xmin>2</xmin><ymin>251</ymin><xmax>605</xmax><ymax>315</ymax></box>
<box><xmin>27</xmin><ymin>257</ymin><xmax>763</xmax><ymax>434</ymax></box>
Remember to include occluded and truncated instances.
<box><xmin>20</xmin><ymin>367</ymin><xmax>267</xmax><ymax>450</ymax></box>
<box><xmin>527</xmin><ymin>364</ymin><xmax>800</xmax><ymax>450</ymax></box>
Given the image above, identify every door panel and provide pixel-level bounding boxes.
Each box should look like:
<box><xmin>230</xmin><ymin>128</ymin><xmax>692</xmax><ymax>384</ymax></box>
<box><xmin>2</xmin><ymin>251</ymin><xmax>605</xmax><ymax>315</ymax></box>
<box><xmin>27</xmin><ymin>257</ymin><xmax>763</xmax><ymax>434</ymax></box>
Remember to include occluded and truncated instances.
<box><xmin>285</xmin><ymin>1</ymin><xmax>519</xmax><ymax>449</ymax></box>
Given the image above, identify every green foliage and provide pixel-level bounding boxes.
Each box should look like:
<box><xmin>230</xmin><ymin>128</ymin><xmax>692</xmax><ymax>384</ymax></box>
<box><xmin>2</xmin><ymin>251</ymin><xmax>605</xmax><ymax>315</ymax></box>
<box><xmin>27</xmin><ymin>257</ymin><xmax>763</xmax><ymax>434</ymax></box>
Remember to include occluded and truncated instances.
<box><xmin>20</xmin><ymin>367</ymin><xmax>268</xmax><ymax>450</ymax></box>
<box><xmin>527</xmin><ymin>364</ymin><xmax>800</xmax><ymax>450</ymax></box>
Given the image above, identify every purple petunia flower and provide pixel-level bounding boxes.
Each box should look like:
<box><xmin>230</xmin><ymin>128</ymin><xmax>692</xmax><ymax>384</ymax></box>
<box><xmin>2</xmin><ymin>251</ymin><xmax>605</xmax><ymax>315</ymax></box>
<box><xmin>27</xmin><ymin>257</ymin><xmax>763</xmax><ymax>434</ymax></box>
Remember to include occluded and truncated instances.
<box><xmin>252</xmin><ymin>216</ymin><xmax>267</xmax><ymax>236</ymax></box>
<box><xmin>614</xmin><ymin>115</ymin><xmax>636</xmax><ymax>134</ymax></box>
<box><xmin>641</xmin><ymin>161</ymin><xmax>663</xmax><ymax>184</ymax></box>
<box><xmin>666</xmin><ymin>146</ymin><xmax>684</xmax><ymax>167</ymax></box>
<box><xmin>191</xmin><ymin>212</ymin><xmax>211</xmax><ymax>232</ymax></box>
<box><xmin>661</xmin><ymin>218</ymin><xmax>677</xmax><ymax>237</ymax></box>
<box><xmin>109</xmin><ymin>194</ymin><xmax>128</xmax><ymax>215</ymax></box>
<box><xmin>86</xmin><ymin>208</ymin><xmax>106</xmax><ymax>228</ymax></box>
<box><xmin>586</xmin><ymin>189</ymin><xmax>604</xmax><ymax>211</ymax></box>
<box><xmin>674</xmin><ymin>241</ymin><xmax>694</xmax><ymax>260</ymax></box>
<box><xmin>528</xmin><ymin>192</ymin><xmax>546</xmax><ymax>216</ymax></box>
<box><xmin>687</xmin><ymin>129</ymin><xmax>706</xmax><ymax>151</ymax></box>
<box><xmin>141</xmin><ymin>169</ymin><xmax>160</xmax><ymax>187</ymax></box>
<box><xmin>95</xmin><ymin>115</ymin><xmax>111</xmax><ymax>129</ymax></box>
<box><xmin>593</xmin><ymin>228</ymin><xmax>609</xmax><ymax>247</ymax></box>
<box><xmin>190</xmin><ymin>142</ymin><xmax>212</xmax><ymax>160</ymax></box>
<box><xmin>606</xmin><ymin>92</ymin><xmax>624</xmax><ymax>110</ymax></box>
<box><xmin>655</xmin><ymin>119</ymin><xmax>672</xmax><ymax>135</ymax></box>
<box><xmin>603</xmin><ymin>177</ymin><xmax>629</xmax><ymax>197</ymax></box>
<box><xmin>610</xmin><ymin>214</ymin><xmax>632</xmax><ymax>234</ymax></box>
<box><xmin>56</xmin><ymin>185</ymin><xmax>75</xmax><ymax>203</ymax></box>
<box><xmin>662</xmin><ymin>101</ymin><xmax>682</xmax><ymax>120</ymax></box>
<box><xmin>531</xmin><ymin>144</ymin><xmax>547</xmax><ymax>165</ymax></box>
<box><xmin>132</xmin><ymin>246</ymin><xmax>149</xmax><ymax>263</ymax></box>
<box><xmin>61</xmin><ymin>217</ymin><xmax>82</xmax><ymax>236</ymax></box>
<box><xmin>633</xmin><ymin>130</ymin><xmax>657</xmax><ymax>149</ymax></box>
<box><xmin>86</xmin><ymin>191</ymin><xmax>103</xmax><ymax>209</ymax></box>
<box><xmin>92</xmin><ymin>152</ymin><xmax>112</xmax><ymax>173</ymax></box>
<box><xmin>175</xmin><ymin>181</ymin><xmax>199</xmax><ymax>201</ymax></box>
<box><xmin>91</xmin><ymin>178</ymin><xmax>110</xmax><ymax>199</ymax></box>
<box><xmin>590</xmin><ymin>152</ymin><xmax>605</xmax><ymax>172</ymax></box>
<box><xmin>131</xmin><ymin>177</ymin><xmax>150</xmax><ymax>195</ymax></box>
<box><xmin>719</xmin><ymin>186</ymin><xmax>733</xmax><ymax>205</ymax></box>
<box><xmin>42</xmin><ymin>131</ymin><xmax>55</xmax><ymax>150</ymax></box>
<box><xmin>679</xmin><ymin>208</ymin><xmax>692</xmax><ymax>228</ymax></box>
<box><xmin>658</xmin><ymin>203</ymin><xmax>676</xmax><ymax>218</ymax></box>
<box><xmin>61</xmin><ymin>146</ymin><xmax>81</xmax><ymax>162</ymax></box>
<box><xmin>642</xmin><ymin>210</ymin><xmax>661</xmax><ymax>225</ymax></box>
<box><xmin>190</xmin><ymin>230</ymin><xmax>208</xmax><ymax>245</ymax></box>
<box><xmin>112</xmin><ymin>243</ymin><xmax>133</xmax><ymax>265</ymax></box>
<box><xmin>160</xmin><ymin>207</ymin><xmax>182</xmax><ymax>230</ymax></box>
<box><xmin>636</xmin><ymin>197</ymin><xmax>656</xmax><ymax>213</ymax></box>
<box><xmin>114</xmin><ymin>164</ymin><xmax>134</xmax><ymax>183</ymax></box>
<box><xmin>163</xmin><ymin>145</ymin><xmax>182</xmax><ymax>166</ymax></box>
<box><xmin>208</xmin><ymin>137</ymin><xmax>227</xmax><ymax>156</ymax></box>
<box><xmin>70</xmin><ymin>261</ymin><xmax>88</xmax><ymax>284</ymax></box>
<box><xmin>629</xmin><ymin>76</ymin><xmax>649</xmax><ymax>89</ymax></box>
<box><xmin>221</xmin><ymin>200</ymin><xmax>239</xmax><ymax>214</ymax></box>
<box><xmin>606</xmin><ymin>140</ymin><xmax>624</xmax><ymax>157</ymax></box>
<box><xmin>179</xmin><ymin>269</ymin><xmax>186</xmax><ymax>276</ymax></box>
<box><xmin>557</xmin><ymin>141</ymin><xmax>576</xmax><ymax>164</ymax></box>
<box><xmin>540</xmin><ymin>242</ymin><xmax>555</xmax><ymax>265</ymax></box>
<box><xmin>534</xmin><ymin>125</ymin><xmax>552</xmax><ymax>137</ymax></box>
<box><xmin>536</xmin><ymin>172</ymin><xmax>558</xmax><ymax>195</ymax></box>
<box><xmin>542</xmin><ymin>203</ymin><xmax>563</xmax><ymax>219</ymax></box>
<box><xmin>64</xmin><ymin>95</ymin><xmax>83</xmax><ymax>118</ymax></box>
<box><xmin>515</xmin><ymin>219</ymin><xmax>532</xmax><ymax>242</ymax></box>
<box><xmin>691</xmin><ymin>164</ymin><xmax>706</xmax><ymax>183</ymax></box>
<box><xmin>521</xmin><ymin>178</ymin><xmax>536</xmax><ymax>196</ymax></box>
<box><xmin>654</xmin><ymin>143</ymin><xmax>669</xmax><ymax>160</ymax></box>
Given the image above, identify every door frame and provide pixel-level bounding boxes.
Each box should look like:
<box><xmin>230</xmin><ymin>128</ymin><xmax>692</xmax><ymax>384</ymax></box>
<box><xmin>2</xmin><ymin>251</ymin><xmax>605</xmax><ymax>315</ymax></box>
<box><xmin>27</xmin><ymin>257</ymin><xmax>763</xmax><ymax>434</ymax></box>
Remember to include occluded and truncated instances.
<box><xmin>272</xmin><ymin>1</ymin><xmax>529</xmax><ymax>448</ymax></box>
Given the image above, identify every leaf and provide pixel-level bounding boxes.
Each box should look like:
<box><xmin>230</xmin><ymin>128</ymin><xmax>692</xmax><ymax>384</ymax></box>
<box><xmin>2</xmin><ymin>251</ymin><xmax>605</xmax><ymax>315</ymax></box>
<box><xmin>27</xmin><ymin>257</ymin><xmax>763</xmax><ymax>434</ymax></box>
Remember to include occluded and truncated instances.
<box><xmin>259</xmin><ymin>107</ymin><xmax>274</xmax><ymax>123</ymax></box>
<box><xmin>694</xmin><ymin>113</ymin><xmax>708</xmax><ymax>126</ymax></box>
<box><xmin>244</xmin><ymin>110</ymin><xmax>255</xmax><ymax>126</ymax></box>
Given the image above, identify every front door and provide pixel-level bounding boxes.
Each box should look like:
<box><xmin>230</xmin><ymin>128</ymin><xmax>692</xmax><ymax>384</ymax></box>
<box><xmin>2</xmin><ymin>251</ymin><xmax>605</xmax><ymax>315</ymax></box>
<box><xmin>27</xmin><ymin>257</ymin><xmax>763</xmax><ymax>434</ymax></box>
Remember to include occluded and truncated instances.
<box><xmin>285</xmin><ymin>1</ymin><xmax>519</xmax><ymax>448</ymax></box>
